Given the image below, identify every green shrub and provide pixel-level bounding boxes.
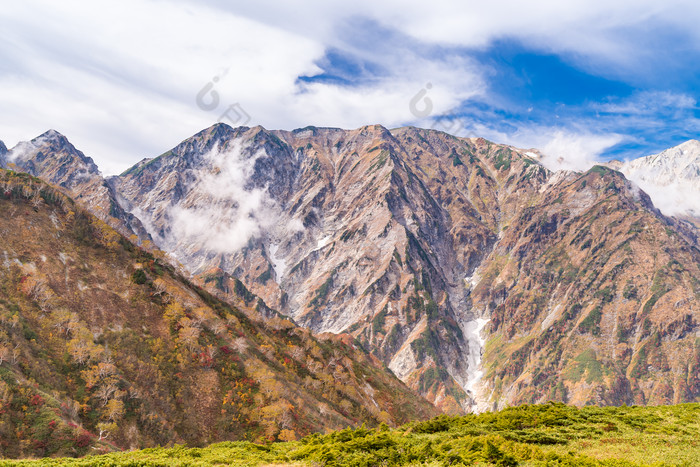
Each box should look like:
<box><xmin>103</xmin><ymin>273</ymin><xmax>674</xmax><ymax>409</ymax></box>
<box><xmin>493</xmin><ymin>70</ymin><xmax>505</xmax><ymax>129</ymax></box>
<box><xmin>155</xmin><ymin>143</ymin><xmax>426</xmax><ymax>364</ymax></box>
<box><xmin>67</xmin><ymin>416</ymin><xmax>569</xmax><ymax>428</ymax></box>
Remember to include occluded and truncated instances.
<box><xmin>130</xmin><ymin>269</ymin><xmax>148</xmax><ymax>285</ymax></box>
<box><xmin>578</xmin><ymin>306</ymin><xmax>602</xmax><ymax>335</ymax></box>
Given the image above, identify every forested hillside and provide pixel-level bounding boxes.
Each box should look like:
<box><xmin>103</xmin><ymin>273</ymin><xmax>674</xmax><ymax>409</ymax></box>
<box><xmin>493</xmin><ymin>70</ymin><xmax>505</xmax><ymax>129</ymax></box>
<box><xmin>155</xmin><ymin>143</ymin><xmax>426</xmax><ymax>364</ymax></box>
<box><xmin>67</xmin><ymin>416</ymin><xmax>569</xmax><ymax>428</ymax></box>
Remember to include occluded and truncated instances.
<box><xmin>0</xmin><ymin>169</ymin><xmax>436</xmax><ymax>458</ymax></box>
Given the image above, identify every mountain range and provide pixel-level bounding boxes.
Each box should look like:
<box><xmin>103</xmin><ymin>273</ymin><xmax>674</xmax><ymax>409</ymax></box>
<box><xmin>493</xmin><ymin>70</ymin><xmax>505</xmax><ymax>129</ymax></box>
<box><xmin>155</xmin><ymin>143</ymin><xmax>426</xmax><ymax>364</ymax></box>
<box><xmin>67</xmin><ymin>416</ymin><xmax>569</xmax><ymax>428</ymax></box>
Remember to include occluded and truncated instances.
<box><xmin>1</xmin><ymin>125</ymin><xmax>698</xmax><ymax>436</ymax></box>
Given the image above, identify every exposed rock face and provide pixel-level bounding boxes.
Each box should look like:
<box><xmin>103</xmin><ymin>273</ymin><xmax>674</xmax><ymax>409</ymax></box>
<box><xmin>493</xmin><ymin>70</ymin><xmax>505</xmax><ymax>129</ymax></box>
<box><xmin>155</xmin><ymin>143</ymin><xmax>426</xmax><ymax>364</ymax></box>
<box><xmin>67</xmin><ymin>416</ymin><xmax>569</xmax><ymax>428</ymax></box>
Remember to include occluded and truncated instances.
<box><xmin>11</xmin><ymin>124</ymin><xmax>700</xmax><ymax>413</ymax></box>
<box><xmin>111</xmin><ymin>123</ymin><xmax>700</xmax><ymax>411</ymax></box>
<box><xmin>113</xmin><ymin>124</ymin><xmax>493</xmax><ymax>411</ymax></box>
<box><xmin>3</xmin><ymin>130</ymin><xmax>150</xmax><ymax>242</ymax></box>
<box><xmin>473</xmin><ymin>165</ymin><xmax>700</xmax><ymax>408</ymax></box>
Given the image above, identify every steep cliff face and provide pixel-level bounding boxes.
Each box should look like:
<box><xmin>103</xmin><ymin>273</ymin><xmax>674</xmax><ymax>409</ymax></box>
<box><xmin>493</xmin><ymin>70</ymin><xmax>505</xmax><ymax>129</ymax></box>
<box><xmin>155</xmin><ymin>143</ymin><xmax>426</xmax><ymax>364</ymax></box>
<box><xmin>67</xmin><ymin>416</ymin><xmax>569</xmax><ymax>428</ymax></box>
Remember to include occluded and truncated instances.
<box><xmin>112</xmin><ymin>123</ymin><xmax>700</xmax><ymax>412</ymax></box>
<box><xmin>113</xmin><ymin>124</ymin><xmax>488</xmax><ymax>411</ymax></box>
<box><xmin>472</xmin><ymin>165</ymin><xmax>700</xmax><ymax>408</ymax></box>
<box><xmin>0</xmin><ymin>169</ymin><xmax>437</xmax><ymax>458</ymax></box>
<box><xmin>2</xmin><ymin>130</ymin><xmax>150</xmax><ymax>242</ymax></box>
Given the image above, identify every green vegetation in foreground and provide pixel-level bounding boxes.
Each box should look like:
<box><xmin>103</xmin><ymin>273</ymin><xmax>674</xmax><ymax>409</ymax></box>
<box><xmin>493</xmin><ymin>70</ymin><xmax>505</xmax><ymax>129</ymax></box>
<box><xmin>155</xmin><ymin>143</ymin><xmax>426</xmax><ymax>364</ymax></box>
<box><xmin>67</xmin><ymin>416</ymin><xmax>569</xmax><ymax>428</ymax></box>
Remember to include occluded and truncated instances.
<box><xmin>2</xmin><ymin>403</ymin><xmax>699</xmax><ymax>466</ymax></box>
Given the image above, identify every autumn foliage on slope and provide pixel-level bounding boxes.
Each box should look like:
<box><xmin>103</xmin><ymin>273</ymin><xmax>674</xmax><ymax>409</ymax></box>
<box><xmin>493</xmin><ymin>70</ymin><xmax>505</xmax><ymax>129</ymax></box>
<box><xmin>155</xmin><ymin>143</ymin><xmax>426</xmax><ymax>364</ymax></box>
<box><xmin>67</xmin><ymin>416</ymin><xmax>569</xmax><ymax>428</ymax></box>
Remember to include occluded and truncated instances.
<box><xmin>0</xmin><ymin>169</ymin><xmax>437</xmax><ymax>459</ymax></box>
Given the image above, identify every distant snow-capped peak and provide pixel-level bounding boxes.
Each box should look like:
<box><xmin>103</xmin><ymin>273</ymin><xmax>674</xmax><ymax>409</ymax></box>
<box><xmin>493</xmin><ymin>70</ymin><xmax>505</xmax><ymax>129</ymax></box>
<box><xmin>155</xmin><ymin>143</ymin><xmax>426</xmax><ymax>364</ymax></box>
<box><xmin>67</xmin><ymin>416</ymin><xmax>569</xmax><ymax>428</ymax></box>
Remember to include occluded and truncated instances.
<box><xmin>618</xmin><ymin>140</ymin><xmax>700</xmax><ymax>218</ymax></box>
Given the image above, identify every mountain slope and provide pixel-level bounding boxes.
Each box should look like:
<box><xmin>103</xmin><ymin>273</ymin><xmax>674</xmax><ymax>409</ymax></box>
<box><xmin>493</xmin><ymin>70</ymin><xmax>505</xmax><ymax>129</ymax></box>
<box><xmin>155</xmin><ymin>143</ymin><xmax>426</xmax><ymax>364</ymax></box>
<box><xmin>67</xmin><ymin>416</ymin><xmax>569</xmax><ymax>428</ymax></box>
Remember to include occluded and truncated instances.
<box><xmin>0</xmin><ymin>169</ymin><xmax>437</xmax><ymax>459</ymax></box>
<box><xmin>0</xmin><ymin>140</ymin><xmax>6</xmax><ymax>165</ymax></box>
<box><xmin>113</xmin><ymin>124</ymin><xmax>516</xmax><ymax>412</ymax></box>
<box><xmin>109</xmin><ymin>123</ymin><xmax>700</xmax><ymax>412</ymax></box>
<box><xmin>1</xmin><ymin>131</ymin><xmax>150</xmax><ymax>243</ymax></box>
<box><xmin>473</xmin><ymin>164</ymin><xmax>700</xmax><ymax>407</ymax></box>
<box><xmin>13</xmin><ymin>125</ymin><xmax>699</xmax><ymax>415</ymax></box>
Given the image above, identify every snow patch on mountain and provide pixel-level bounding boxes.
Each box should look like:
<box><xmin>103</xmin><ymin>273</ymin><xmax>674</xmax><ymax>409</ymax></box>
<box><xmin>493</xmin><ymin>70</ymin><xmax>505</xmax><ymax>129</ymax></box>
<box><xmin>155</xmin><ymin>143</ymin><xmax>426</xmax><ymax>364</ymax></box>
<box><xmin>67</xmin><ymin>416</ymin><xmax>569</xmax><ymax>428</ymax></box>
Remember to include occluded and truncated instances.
<box><xmin>268</xmin><ymin>243</ymin><xmax>287</xmax><ymax>282</ymax></box>
<box><xmin>314</xmin><ymin>234</ymin><xmax>332</xmax><ymax>251</ymax></box>
<box><xmin>619</xmin><ymin>140</ymin><xmax>700</xmax><ymax>217</ymax></box>
<box><xmin>464</xmin><ymin>271</ymin><xmax>480</xmax><ymax>290</ymax></box>
<box><xmin>463</xmin><ymin>318</ymin><xmax>490</xmax><ymax>412</ymax></box>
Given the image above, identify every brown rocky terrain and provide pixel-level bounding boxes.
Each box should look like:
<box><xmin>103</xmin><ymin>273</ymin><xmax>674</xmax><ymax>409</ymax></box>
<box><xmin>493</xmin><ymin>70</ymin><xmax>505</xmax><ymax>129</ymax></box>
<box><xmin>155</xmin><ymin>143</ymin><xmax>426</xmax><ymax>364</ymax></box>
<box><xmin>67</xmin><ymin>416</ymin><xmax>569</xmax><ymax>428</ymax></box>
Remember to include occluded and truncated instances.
<box><xmin>475</xmin><ymin>164</ymin><xmax>700</xmax><ymax>407</ymax></box>
<box><xmin>109</xmin><ymin>124</ymin><xmax>700</xmax><ymax>411</ymax></box>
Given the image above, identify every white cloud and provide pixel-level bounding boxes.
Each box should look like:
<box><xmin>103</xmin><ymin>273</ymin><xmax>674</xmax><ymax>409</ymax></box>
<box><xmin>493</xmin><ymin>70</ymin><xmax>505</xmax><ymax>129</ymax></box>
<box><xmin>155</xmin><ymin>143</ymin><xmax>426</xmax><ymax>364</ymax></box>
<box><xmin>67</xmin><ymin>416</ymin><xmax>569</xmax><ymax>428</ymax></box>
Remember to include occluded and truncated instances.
<box><xmin>167</xmin><ymin>141</ymin><xmax>278</xmax><ymax>257</ymax></box>
<box><xmin>367</xmin><ymin>0</ymin><xmax>700</xmax><ymax>79</ymax></box>
<box><xmin>537</xmin><ymin>131</ymin><xmax>625</xmax><ymax>172</ymax></box>
<box><xmin>627</xmin><ymin>179</ymin><xmax>700</xmax><ymax>217</ymax></box>
<box><xmin>2</xmin><ymin>0</ymin><xmax>487</xmax><ymax>173</ymax></box>
<box><xmin>468</xmin><ymin>124</ymin><xmax>625</xmax><ymax>172</ymax></box>
<box><xmin>1</xmin><ymin>0</ymin><xmax>700</xmax><ymax>174</ymax></box>
<box><xmin>216</xmin><ymin>0</ymin><xmax>700</xmax><ymax>80</ymax></box>
<box><xmin>0</xmin><ymin>0</ymin><xmax>325</xmax><ymax>174</ymax></box>
<box><xmin>593</xmin><ymin>91</ymin><xmax>697</xmax><ymax>116</ymax></box>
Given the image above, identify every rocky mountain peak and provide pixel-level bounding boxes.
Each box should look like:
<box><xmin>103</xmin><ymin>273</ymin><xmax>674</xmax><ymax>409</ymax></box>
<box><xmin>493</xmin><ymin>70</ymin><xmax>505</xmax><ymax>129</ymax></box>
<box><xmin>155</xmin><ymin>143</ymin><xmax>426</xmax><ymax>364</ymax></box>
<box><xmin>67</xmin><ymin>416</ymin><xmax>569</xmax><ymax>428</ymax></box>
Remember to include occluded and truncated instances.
<box><xmin>39</xmin><ymin>128</ymin><xmax>69</xmax><ymax>143</ymax></box>
<box><xmin>672</xmin><ymin>138</ymin><xmax>700</xmax><ymax>154</ymax></box>
<box><xmin>635</xmin><ymin>139</ymin><xmax>700</xmax><ymax>169</ymax></box>
<box><xmin>7</xmin><ymin>130</ymin><xmax>100</xmax><ymax>176</ymax></box>
<box><xmin>175</xmin><ymin>122</ymin><xmax>239</xmax><ymax>155</ymax></box>
<box><xmin>127</xmin><ymin>124</ymin><xmax>282</xmax><ymax>176</ymax></box>
<box><xmin>617</xmin><ymin>139</ymin><xmax>700</xmax><ymax>218</ymax></box>
<box><xmin>4</xmin><ymin>130</ymin><xmax>151</xmax><ymax>243</ymax></box>
<box><xmin>358</xmin><ymin>123</ymin><xmax>392</xmax><ymax>137</ymax></box>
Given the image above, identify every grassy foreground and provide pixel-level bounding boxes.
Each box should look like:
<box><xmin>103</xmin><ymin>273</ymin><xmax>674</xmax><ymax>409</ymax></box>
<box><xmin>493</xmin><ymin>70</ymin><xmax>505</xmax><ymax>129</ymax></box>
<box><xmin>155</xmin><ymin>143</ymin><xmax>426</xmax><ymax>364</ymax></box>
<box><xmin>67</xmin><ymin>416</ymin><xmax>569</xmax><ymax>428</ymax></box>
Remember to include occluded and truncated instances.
<box><xmin>1</xmin><ymin>402</ymin><xmax>698</xmax><ymax>466</ymax></box>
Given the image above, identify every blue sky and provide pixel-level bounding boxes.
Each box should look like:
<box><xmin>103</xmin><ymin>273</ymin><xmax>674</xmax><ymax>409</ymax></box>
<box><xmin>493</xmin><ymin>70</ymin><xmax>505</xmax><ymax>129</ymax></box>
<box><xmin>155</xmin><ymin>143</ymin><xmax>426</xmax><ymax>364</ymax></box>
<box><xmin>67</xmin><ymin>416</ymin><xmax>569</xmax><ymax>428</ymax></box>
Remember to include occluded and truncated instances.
<box><xmin>1</xmin><ymin>0</ymin><xmax>700</xmax><ymax>173</ymax></box>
